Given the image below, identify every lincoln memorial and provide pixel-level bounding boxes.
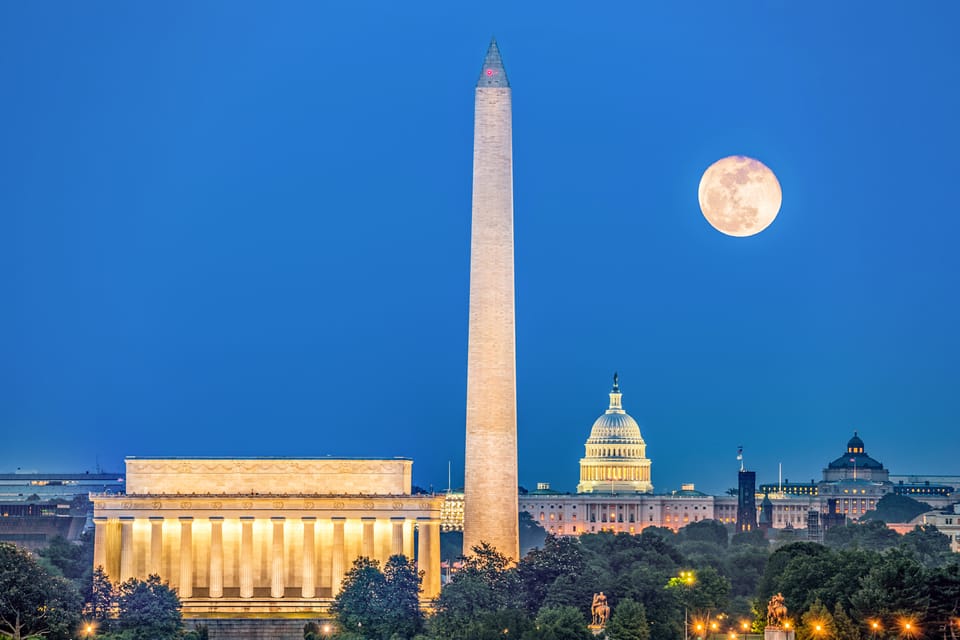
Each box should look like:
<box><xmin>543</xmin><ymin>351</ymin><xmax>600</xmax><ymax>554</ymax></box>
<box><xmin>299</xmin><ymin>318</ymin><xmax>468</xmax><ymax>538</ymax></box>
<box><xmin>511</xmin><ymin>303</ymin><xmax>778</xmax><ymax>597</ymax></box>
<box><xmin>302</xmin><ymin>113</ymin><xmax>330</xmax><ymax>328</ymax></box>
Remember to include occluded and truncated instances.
<box><xmin>92</xmin><ymin>457</ymin><xmax>443</xmax><ymax>620</ymax></box>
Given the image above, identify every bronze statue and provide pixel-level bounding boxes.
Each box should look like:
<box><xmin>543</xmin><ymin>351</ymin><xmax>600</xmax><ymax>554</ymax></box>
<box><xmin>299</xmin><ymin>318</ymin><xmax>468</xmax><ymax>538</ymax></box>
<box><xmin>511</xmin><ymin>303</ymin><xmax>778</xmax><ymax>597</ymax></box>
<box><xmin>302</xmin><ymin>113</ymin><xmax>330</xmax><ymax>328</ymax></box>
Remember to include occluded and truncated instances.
<box><xmin>591</xmin><ymin>592</ymin><xmax>610</xmax><ymax>627</ymax></box>
<box><xmin>767</xmin><ymin>593</ymin><xmax>788</xmax><ymax>628</ymax></box>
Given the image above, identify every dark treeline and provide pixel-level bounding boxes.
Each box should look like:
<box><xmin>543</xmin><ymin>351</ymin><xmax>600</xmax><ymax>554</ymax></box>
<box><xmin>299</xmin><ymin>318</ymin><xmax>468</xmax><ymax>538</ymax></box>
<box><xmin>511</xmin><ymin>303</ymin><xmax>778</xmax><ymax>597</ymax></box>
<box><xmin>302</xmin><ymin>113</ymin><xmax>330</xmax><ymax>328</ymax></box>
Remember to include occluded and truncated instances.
<box><xmin>2</xmin><ymin>516</ymin><xmax>958</xmax><ymax>640</ymax></box>
<box><xmin>332</xmin><ymin>519</ymin><xmax>959</xmax><ymax>640</ymax></box>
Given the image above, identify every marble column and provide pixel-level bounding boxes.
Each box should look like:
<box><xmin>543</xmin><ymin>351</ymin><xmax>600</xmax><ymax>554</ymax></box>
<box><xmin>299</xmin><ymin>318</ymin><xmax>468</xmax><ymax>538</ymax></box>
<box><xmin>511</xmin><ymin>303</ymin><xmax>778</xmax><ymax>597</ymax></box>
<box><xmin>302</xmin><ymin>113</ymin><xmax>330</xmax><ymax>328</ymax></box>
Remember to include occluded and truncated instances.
<box><xmin>239</xmin><ymin>516</ymin><xmax>254</xmax><ymax>598</ymax></box>
<box><xmin>417</xmin><ymin>517</ymin><xmax>440</xmax><ymax>599</ymax></box>
<box><xmin>93</xmin><ymin>516</ymin><xmax>108</xmax><ymax>575</ymax></box>
<box><xmin>331</xmin><ymin>517</ymin><xmax>345</xmax><ymax>595</ymax></box>
<box><xmin>271</xmin><ymin>517</ymin><xmax>285</xmax><ymax>598</ymax></box>
<box><xmin>301</xmin><ymin>517</ymin><xmax>316</xmax><ymax>598</ymax></box>
<box><xmin>361</xmin><ymin>517</ymin><xmax>375</xmax><ymax>559</ymax></box>
<box><xmin>390</xmin><ymin>517</ymin><xmax>405</xmax><ymax>557</ymax></box>
<box><xmin>179</xmin><ymin>517</ymin><xmax>193</xmax><ymax>598</ymax></box>
<box><xmin>119</xmin><ymin>517</ymin><xmax>135</xmax><ymax>581</ymax></box>
<box><xmin>148</xmin><ymin>517</ymin><xmax>163</xmax><ymax>576</ymax></box>
<box><xmin>209</xmin><ymin>517</ymin><xmax>224</xmax><ymax>598</ymax></box>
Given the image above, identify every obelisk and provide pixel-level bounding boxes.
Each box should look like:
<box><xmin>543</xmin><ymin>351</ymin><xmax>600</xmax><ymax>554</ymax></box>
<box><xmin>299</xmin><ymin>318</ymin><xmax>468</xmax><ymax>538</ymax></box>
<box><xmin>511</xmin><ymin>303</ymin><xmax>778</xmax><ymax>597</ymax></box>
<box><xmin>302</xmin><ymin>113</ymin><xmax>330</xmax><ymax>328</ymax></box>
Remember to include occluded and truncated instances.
<box><xmin>463</xmin><ymin>38</ymin><xmax>519</xmax><ymax>561</ymax></box>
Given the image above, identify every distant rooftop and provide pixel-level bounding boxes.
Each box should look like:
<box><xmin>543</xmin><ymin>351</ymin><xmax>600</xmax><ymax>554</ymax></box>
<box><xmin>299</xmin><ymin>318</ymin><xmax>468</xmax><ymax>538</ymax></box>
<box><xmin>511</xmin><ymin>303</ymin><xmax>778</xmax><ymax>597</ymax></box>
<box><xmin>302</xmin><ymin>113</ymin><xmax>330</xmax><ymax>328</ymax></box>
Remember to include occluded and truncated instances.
<box><xmin>125</xmin><ymin>456</ymin><xmax>412</xmax><ymax>461</ymax></box>
<box><xmin>0</xmin><ymin>473</ymin><xmax>124</xmax><ymax>481</ymax></box>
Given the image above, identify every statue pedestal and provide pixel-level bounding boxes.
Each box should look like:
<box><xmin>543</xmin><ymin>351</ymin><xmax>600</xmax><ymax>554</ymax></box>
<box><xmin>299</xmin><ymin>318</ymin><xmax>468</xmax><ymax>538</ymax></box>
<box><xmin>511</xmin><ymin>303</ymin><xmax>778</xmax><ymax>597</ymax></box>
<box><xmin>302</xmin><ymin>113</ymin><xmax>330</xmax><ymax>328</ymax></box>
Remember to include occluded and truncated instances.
<box><xmin>765</xmin><ymin>628</ymin><xmax>795</xmax><ymax>640</ymax></box>
<box><xmin>587</xmin><ymin>624</ymin><xmax>604</xmax><ymax>636</ymax></box>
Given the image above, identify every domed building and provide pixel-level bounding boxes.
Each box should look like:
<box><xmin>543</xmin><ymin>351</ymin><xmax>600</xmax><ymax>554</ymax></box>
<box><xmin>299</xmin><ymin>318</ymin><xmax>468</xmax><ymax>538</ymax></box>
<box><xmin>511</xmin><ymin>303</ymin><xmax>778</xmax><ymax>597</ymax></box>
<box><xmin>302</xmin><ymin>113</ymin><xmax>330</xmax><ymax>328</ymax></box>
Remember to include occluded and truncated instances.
<box><xmin>822</xmin><ymin>431</ymin><xmax>889</xmax><ymax>482</ymax></box>
<box><xmin>576</xmin><ymin>375</ymin><xmax>653</xmax><ymax>494</ymax></box>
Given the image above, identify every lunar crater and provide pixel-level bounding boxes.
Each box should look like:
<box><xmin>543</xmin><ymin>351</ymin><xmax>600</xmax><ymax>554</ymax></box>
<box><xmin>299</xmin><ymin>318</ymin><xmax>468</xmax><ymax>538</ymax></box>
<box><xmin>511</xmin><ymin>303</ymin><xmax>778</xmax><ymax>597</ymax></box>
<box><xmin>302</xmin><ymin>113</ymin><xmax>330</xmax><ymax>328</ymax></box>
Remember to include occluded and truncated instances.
<box><xmin>698</xmin><ymin>156</ymin><xmax>781</xmax><ymax>237</ymax></box>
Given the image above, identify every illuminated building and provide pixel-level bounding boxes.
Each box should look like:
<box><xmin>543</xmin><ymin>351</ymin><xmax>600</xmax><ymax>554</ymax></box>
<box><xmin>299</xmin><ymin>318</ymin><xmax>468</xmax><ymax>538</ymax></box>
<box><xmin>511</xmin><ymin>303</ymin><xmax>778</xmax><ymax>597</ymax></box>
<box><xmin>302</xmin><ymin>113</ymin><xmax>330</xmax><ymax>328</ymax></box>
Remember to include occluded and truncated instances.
<box><xmin>576</xmin><ymin>375</ymin><xmax>653</xmax><ymax>494</ymax></box>
<box><xmin>0</xmin><ymin>471</ymin><xmax>124</xmax><ymax>550</ymax></box>
<box><xmin>463</xmin><ymin>37</ymin><xmax>520</xmax><ymax>561</ymax></box>
<box><xmin>92</xmin><ymin>457</ymin><xmax>442</xmax><ymax>626</ymax></box>
<box><xmin>919</xmin><ymin>504</ymin><xmax>960</xmax><ymax>552</ymax></box>
<box><xmin>518</xmin><ymin>379</ymin><xmax>738</xmax><ymax>535</ymax></box>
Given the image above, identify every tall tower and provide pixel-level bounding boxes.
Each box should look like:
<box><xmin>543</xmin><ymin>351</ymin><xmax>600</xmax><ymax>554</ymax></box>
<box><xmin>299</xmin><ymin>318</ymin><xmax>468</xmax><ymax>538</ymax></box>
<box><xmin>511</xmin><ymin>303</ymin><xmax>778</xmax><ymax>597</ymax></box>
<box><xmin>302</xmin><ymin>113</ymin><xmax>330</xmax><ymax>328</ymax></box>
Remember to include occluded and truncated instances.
<box><xmin>463</xmin><ymin>38</ymin><xmax>519</xmax><ymax>561</ymax></box>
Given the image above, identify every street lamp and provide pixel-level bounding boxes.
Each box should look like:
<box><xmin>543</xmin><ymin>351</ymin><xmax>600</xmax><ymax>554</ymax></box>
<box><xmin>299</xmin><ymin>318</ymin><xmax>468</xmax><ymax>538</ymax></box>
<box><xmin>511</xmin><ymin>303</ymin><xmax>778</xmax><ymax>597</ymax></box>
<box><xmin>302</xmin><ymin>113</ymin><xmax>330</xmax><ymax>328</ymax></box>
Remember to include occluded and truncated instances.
<box><xmin>900</xmin><ymin>619</ymin><xmax>919</xmax><ymax>640</ymax></box>
<box><xmin>741</xmin><ymin>620</ymin><xmax>750</xmax><ymax>640</ymax></box>
<box><xmin>673</xmin><ymin>570</ymin><xmax>696</xmax><ymax>640</ymax></box>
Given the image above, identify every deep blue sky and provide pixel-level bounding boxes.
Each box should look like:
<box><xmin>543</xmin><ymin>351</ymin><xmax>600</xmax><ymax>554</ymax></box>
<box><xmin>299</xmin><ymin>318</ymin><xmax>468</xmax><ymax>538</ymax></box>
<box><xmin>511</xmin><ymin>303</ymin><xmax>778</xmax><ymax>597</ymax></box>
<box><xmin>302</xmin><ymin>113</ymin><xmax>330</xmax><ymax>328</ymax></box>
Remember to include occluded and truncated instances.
<box><xmin>3</xmin><ymin>2</ymin><xmax>959</xmax><ymax>495</ymax></box>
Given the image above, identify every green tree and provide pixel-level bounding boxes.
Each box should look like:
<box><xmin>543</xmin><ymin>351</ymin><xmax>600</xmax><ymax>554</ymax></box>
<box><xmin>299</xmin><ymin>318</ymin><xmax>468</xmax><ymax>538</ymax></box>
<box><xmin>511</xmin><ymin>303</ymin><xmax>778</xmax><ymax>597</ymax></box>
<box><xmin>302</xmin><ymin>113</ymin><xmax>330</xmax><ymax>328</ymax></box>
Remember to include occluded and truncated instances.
<box><xmin>684</xmin><ymin>566</ymin><xmax>730</xmax><ymax>612</ymax></box>
<box><xmin>861</xmin><ymin>494</ymin><xmax>931</xmax><ymax>524</ymax></box>
<box><xmin>113</xmin><ymin>574</ymin><xmax>183</xmax><ymax>640</ymax></box>
<box><xmin>523</xmin><ymin>605</ymin><xmax>592</xmax><ymax>640</ymax></box>
<box><xmin>517</xmin><ymin>535</ymin><xmax>588</xmax><ymax>614</ymax></box>
<box><xmin>381</xmin><ymin>555</ymin><xmax>424</xmax><ymax>638</ymax></box>
<box><xmin>88</xmin><ymin>566</ymin><xmax>116</xmax><ymax>628</ymax></box>
<box><xmin>541</xmin><ymin>572</ymin><xmax>601</xmax><ymax>618</ymax></box>
<box><xmin>758</xmin><ymin>543</ymin><xmax>832</xmax><ymax>601</ymax></box>
<box><xmin>731</xmin><ymin>529</ymin><xmax>767</xmax><ymax>548</ymax></box>
<box><xmin>848</xmin><ymin>550</ymin><xmax>930</xmax><ymax>623</ymax></box>
<box><xmin>680</xmin><ymin>520</ymin><xmax>729</xmax><ymax>548</ymax></box>
<box><xmin>798</xmin><ymin>600</ymin><xmax>834</xmax><ymax>640</ymax></box>
<box><xmin>331</xmin><ymin>557</ymin><xmax>386</xmax><ymax>637</ymax></box>
<box><xmin>521</xmin><ymin>511</ymin><xmax>548</xmax><ymax>556</ymax></box>
<box><xmin>465</xmin><ymin>608</ymin><xmax>533</xmax><ymax>640</ymax></box>
<box><xmin>823</xmin><ymin>521</ymin><xmax>900</xmax><ymax>552</ymax></box>
<box><xmin>726</xmin><ymin>546</ymin><xmax>769</xmax><ymax>598</ymax></box>
<box><xmin>926</xmin><ymin>561</ymin><xmax>960</xmax><ymax>637</ymax></box>
<box><xmin>898</xmin><ymin>524</ymin><xmax>952</xmax><ymax>567</ymax></box>
<box><xmin>832</xmin><ymin>602</ymin><xmax>861</xmax><ymax>640</ymax></box>
<box><xmin>606</xmin><ymin>598</ymin><xmax>651</xmax><ymax>640</ymax></box>
<box><xmin>40</xmin><ymin>533</ymin><xmax>94</xmax><ymax>582</ymax></box>
<box><xmin>773</xmin><ymin>550</ymin><xmax>839</xmax><ymax>614</ymax></box>
<box><xmin>0</xmin><ymin>542</ymin><xmax>81</xmax><ymax>640</ymax></box>
<box><xmin>431</xmin><ymin>543</ymin><xmax>521</xmax><ymax>639</ymax></box>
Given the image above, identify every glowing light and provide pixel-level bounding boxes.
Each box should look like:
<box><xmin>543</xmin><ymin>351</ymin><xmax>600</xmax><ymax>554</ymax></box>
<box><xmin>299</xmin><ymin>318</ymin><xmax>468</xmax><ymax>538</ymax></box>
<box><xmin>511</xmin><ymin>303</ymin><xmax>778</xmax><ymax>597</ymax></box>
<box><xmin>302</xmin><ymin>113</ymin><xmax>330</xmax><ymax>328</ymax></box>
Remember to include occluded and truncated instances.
<box><xmin>486</xmin><ymin>69</ymin><xmax>495</xmax><ymax>76</ymax></box>
<box><xmin>742</xmin><ymin>622</ymin><xmax>750</xmax><ymax>631</ymax></box>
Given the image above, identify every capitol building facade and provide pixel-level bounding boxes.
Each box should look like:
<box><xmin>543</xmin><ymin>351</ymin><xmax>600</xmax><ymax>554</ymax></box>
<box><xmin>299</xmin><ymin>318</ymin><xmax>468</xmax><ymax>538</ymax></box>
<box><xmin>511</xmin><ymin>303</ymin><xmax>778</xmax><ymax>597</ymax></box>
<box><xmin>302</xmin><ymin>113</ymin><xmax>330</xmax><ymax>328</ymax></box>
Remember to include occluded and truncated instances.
<box><xmin>487</xmin><ymin>377</ymin><xmax>956</xmax><ymax>540</ymax></box>
<box><xmin>519</xmin><ymin>378</ymin><xmax>742</xmax><ymax>536</ymax></box>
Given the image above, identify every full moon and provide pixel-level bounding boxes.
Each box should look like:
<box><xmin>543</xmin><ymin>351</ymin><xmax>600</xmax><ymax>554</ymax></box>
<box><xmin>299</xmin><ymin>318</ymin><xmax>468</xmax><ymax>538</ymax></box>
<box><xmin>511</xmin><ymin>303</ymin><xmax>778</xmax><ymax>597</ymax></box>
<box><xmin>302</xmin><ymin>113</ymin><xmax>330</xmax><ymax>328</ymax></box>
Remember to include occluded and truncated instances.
<box><xmin>698</xmin><ymin>156</ymin><xmax>782</xmax><ymax>237</ymax></box>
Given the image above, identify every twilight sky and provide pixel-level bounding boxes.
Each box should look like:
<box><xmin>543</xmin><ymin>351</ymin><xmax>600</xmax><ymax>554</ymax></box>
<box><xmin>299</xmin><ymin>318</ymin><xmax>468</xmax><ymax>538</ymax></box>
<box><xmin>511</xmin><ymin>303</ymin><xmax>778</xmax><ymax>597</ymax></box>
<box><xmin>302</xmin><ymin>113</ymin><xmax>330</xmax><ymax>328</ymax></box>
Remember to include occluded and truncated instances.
<box><xmin>3</xmin><ymin>2</ymin><xmax>959</xmax><ymax>495</ymax></box>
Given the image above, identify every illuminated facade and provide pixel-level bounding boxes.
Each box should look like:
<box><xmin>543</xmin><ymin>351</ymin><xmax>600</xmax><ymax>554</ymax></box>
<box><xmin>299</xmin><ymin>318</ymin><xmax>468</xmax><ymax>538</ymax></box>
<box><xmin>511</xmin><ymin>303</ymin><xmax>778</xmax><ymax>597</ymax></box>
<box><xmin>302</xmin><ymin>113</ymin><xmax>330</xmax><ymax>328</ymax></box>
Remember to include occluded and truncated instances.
<box><xmin>920</xmin><ymin>504</ymin><xmax>960</xmax><ymax>552</ymax></box>
<box><xmin>92</xmin><ymin>458</ymin><xmax>442</xmax><ymax>619</ymax></box>
<box><xmin>440</xmin><ymin>491</ymin><xmax>464</xmax><ymax>532</ymax></box>
<box><xmin>577</xmin><ymin>376</ymin><xmax>652</xmax><ymax>494</ymax></box>
<box><xmin>463</xmin><ymin>38</ymin><xmax>520</xmax><ymax>561</ymax></box>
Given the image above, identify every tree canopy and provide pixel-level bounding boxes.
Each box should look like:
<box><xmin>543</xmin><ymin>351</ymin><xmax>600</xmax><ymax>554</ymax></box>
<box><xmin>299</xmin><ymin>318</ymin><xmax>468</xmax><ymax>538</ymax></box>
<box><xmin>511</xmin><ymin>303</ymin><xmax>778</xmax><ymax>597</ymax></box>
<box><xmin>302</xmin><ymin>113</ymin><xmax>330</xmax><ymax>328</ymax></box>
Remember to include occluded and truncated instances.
<box><xmin>0</xmin><ymin>542</ymin><xmax>81</xmax><ymax>640</ymax></box>
<box><xmin>331</xmin><ymin>555</ymin><xmax>424</xmax><ymax>640</ymax></box>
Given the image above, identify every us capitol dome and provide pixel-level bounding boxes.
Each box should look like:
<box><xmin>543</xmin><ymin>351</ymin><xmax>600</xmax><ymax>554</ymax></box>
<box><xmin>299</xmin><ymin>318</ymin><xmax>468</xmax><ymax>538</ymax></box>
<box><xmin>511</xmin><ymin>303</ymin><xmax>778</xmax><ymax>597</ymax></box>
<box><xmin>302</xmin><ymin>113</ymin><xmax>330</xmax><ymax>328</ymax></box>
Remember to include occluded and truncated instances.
<box><xmin>576</xmin><ymin>374</ymin><xmax>653</xmax><ymax>494</ymax></box>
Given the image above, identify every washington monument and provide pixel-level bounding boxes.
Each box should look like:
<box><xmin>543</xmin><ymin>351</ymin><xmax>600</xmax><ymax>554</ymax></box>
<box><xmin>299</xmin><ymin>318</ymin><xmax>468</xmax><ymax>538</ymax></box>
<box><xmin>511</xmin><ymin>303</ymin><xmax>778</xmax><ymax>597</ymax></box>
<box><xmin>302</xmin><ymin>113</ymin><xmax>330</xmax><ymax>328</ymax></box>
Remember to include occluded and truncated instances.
<box><xmin>463</xmin><ymin>38</ymin><xmax>520</xmax><ymax>561</ymax></box>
